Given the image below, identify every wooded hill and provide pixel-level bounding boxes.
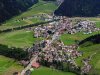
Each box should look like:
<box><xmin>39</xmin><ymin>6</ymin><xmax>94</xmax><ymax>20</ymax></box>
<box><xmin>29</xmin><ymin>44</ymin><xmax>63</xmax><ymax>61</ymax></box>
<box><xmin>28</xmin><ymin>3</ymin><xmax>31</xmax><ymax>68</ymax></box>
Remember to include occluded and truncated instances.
<box><xmin>55</xmin><ymin>0</ymin><xmax>100</xmax><ymax>17</ymax></box>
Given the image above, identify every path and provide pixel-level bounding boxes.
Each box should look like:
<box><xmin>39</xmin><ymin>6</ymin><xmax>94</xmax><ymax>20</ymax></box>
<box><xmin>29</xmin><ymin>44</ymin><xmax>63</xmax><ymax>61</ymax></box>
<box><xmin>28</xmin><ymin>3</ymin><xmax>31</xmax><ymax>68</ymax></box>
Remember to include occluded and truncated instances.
<box><xmin>20</xmin><ymin>56</ymin><xmax>38</xmax><ymax>75</ymax></box>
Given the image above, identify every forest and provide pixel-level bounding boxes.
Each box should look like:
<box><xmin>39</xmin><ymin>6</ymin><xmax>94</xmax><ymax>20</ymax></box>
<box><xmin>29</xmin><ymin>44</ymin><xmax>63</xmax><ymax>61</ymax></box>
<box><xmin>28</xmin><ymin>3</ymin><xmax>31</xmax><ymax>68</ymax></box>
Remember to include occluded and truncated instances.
<box><xmin>55</xmin><ymin>0</ymin><xmax>100</xmax><ymax>17</ymax></box>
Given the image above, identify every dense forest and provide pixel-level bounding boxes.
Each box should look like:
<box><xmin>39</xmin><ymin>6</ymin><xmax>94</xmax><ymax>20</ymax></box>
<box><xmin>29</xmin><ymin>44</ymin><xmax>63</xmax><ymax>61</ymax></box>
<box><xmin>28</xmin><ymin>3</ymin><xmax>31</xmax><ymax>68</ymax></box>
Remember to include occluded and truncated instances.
<box><xmin>54</xmin><ymin>0</ymin><xmax>100</xmax><ymax>17</ymax></box>
<box><xmin>0</xmin><ymin>44</ymin><xmax>29</xmax><ymax>60</ymax></box>
<box><xmin>0</xmin><ymin>0</ymin><xmax>38</xmax><ymax>23</ymax></box>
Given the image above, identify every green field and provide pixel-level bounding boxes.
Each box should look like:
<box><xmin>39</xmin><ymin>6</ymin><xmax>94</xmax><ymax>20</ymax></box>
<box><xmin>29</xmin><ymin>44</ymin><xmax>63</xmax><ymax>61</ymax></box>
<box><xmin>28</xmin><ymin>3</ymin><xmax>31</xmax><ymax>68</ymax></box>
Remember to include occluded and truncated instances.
<box><xmin>0</xmin><ymin>55</ymin><xmax>23</xmax><ymax>75</ymax></box>
<box><xmin>31</xmin><ymin>67</ymin><xmax>76</xmax><ymax>75</ymax></box>
<box><xmin>0</xmin><ymin>30</ymin><xmax>43</xmax><ymax>48</ymax></box>
<box><xmin>60</xmin><ymin>31</ymin><xmax>100</xmax><ymax>45</ymax></box>
<box><xmin>95</xmin><ymin>21</ymin><xmax>100</xmax><ymax>28</ymax></box>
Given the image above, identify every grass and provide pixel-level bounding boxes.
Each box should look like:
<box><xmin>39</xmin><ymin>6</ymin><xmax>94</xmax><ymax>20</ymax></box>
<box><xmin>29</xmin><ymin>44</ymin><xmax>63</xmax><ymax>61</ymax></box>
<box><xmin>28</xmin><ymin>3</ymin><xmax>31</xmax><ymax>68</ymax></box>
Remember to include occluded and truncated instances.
<box><xmin>72</xmin><ymin>17</ymin><xmax>100</xmax><ymax>21</ymax></box>
<box><xmin>60</xmin><ymin>31</ymin><xmax>100</xmax><ymax>45</ymax></box>
<box><xmin>0</xmin><ymin>30</ymin><xmax>42</xmax><ymax>48</ymax></box>
<box><xmin>95</xmin><ymin>21</ymin><xmax>100</xmax><ymax>28</ymax></box>
<box><xmin>86</xmin><ymin>17</ymin><xmax>100</xmax><ymax>21</ymax></box>
<box><xmin>0</xmin><ymin>55</ymin><xmax>23</xmax><ymax>75</ymax></box>
<box><xmin>0</xmin><ymin>56</ymin><xmax>14</xmax><ymax>72</ymax></box>
<box><xmin>31</xmin><ymin>67</ymin><xmax>76</xmax><ymax>75</ymax></box>
<box><xmin>17</xmin><ymin>0</ymin><xmax>57</xmax><ymax>17</ymax></box>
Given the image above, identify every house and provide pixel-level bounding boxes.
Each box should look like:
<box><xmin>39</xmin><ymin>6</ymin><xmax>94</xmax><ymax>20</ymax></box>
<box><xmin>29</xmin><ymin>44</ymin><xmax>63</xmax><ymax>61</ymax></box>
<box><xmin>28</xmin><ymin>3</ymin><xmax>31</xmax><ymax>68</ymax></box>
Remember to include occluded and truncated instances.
<box><xmin>13</xmin><ymin>72</ymin><xmax>20</xmax><ymax>75</ymax></box>
<box><xmin>31</xmin><ymin>62</ymin><xmax>40</xmax><ymax>68</ymax></box>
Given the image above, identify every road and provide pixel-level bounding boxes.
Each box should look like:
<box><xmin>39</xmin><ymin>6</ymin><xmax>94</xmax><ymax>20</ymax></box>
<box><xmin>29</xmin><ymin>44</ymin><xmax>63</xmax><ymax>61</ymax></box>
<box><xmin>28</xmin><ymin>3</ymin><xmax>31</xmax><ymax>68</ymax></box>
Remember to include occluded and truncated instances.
<box><xmin>20</xmin><ymin>56</ymin><xmax>38</xmax><ymax>75</ymax></box>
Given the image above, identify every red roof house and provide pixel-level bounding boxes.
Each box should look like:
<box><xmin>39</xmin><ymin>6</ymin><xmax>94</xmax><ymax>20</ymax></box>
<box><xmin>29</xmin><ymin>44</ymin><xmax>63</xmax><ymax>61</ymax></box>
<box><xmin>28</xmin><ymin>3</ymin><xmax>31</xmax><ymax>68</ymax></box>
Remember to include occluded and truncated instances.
<box><xmin>31</xmin><ymin>62</ymin><xmax>40</xmax><ymax>68</ymax></box>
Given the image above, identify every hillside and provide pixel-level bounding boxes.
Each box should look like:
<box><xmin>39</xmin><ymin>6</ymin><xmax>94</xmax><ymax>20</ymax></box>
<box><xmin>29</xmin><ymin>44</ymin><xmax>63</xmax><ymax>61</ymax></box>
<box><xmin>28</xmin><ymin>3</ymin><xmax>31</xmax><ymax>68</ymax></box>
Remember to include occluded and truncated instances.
<box><xmin>0</xmin><ymin>0</ymin><xmax>38</xmax><ymax>23</ymax></box>
<box><xmin>0</xmin><ymin>0</ymin><xmax>57</xmax><ymax>31</ymax></box>
<box><xmin>55</xmin><ymin>0</ymin><xmax>100</xmax><ymax>17</ymax></box>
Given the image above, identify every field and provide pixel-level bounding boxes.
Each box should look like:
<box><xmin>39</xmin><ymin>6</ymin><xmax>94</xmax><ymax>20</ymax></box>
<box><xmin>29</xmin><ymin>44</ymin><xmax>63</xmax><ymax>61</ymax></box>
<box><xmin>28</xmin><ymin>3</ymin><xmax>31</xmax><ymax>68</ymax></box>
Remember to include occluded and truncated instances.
<box><xmin>0</xmin><ymin>55</ymin><xmax>23</xmax><ymax>75</ymax></box>
<box><xmin>60</xmin><ymin>31</ymin><xmax>100</xmax><ymax>45</ymax></box>
<box><xmin>0</xmin><ymin>30</ymin><xmax>43</xmax><ymax>48</ymax></box>
<box><xmin>31</xmin><ymin>67</ymin><xmax>76</xmax><ymax>75</ymax></box>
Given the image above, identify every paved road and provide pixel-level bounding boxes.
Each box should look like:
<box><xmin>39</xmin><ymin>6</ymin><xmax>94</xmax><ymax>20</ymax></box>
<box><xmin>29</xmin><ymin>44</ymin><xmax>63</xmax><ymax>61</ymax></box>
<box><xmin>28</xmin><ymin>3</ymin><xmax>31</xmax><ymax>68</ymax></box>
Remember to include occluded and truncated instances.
<box><xmin>20</xmin><ymin>56</ymin><xmax>38</xmax><ymax>75</ymax></box>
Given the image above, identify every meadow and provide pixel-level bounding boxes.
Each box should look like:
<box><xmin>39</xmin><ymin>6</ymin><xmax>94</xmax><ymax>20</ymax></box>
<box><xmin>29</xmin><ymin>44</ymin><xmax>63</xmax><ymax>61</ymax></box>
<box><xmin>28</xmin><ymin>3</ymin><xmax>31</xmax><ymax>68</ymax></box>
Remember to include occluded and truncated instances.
<box><xmin>0</xmin><ymin>30</ymin><xmax>43</xmax><ymax>48</ymax></box>
<box><xmin>0</xmin><ymin>55</ymin><xmax>23</xmax><ymax>75</ymax></box>
<box><xmin>31</xmin><ymin>67</ymin><xmax>76</xmax><ymax>75</ymax></box>
<box><xmin>60</xmin><ymin>31</ymin><xmax>100</xmax><ymax>45</ymax></box>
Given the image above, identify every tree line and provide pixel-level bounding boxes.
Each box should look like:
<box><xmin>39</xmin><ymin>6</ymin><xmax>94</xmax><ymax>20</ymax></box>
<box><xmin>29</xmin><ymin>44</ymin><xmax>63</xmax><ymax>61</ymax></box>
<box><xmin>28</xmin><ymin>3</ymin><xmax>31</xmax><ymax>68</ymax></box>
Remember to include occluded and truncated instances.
<box><xmin>0</xmin><ymin>44</ymin><xmax>29</xmax><ymax>60</ymax></box>
<box><xmin>79</xmin><ymin>34</ymin><xmax>100</xmax><ymax>47</ymax></box>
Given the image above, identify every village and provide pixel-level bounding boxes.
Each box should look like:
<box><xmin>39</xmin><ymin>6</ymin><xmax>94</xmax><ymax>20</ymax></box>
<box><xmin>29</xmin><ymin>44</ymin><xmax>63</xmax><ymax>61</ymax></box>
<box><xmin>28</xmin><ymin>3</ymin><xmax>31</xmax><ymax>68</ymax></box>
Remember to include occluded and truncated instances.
<box><xmin>34</xmin><ymin>16</ymin><xmax>100</xmax><ymax>37</ymax></box>
<box><xmin>14</xmin><ymin>15</ymin><xmax>100</xmax><ymax>75</ymax></box>
<box><xmin>0</xmin><ymin>0</ymin><xmax>100</xmax><ymax>75</ymax></box>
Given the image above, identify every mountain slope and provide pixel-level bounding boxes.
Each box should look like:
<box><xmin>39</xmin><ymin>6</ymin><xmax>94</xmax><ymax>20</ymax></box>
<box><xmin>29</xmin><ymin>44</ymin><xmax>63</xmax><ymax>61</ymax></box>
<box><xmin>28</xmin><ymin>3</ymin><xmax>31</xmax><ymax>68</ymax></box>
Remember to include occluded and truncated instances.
<box><xmin>54</xmin><ymin>0</ymin><xmax>100</xmax><ymax>17</ymax></box>
<box><xmin>0</xmin><ymin>0</ymin><xmax>38</xmax><ymax>23</ymax></box>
